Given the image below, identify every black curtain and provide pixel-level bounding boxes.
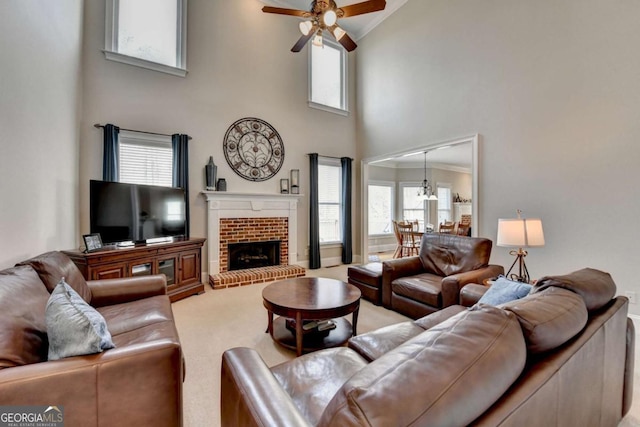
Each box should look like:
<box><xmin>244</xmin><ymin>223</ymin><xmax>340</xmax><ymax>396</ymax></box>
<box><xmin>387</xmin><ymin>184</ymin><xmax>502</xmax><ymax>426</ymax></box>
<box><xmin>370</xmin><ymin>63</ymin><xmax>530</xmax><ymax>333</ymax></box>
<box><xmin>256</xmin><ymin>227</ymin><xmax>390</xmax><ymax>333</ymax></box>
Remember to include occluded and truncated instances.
<box><xmin>172</xmin><ymin>134</ymin><xmax>190</xmax><ymax>238</ymax></box>
<box><xmin>102</xmin><ymin>124</ymin><xmax>119</xmax><ymax>181</ymax></box>
<box><xmin>341</xmin><ymin>157</ymin><xmax>353</xmax><ymax>264</ymax></box>
<box><xmin>308</xmin><ymin>153</ymin><xmax>321</xmax><ymax>269</ymax></box>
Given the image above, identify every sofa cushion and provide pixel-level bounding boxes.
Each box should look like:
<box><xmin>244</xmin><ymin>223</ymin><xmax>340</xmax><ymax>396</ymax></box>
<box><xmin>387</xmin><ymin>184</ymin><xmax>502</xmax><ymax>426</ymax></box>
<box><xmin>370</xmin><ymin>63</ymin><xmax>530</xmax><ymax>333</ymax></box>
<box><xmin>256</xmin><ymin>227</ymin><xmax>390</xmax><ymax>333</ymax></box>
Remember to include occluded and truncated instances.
<box><xmin>391</xmin><ymin>272</ymin><xmax>442</xmax><ymax>307</ymax></box>
<box><xmin>501</xmin><ymin>286</ymin><xmax>588</xmax><ymax>353</ymax></box>
<box><xmin>0</xmin><ymin>266</ymin><xmax>50</xmax><ymax>368</ymax></box>
<box><xmin>46</xmin><ymin>279</ymin><xmax>115</xmax><ymax>361</ymax></box>
<box><xmin>478</xmin><ymin>276</ymin><xmax>532</xmax><ymax>306</ymax></box>
<box><xmin>18</xmin><ymin>251</ymin><xmax>92</xmax><ymax>303</ymax></box>
<box><xmin>349</xmin><ymin>305</ymin><xmax>467</xmax><ymax>362</ymax></box>
<box><xmin>532</xmin><ymin>267</ymin><xmax>616</xmax><ymax>312</ymax></box>
<box><xmin>319</xmin><ymin>305</ymin><xmax>526</xmax><ymax>427</ymax></box>
<box><xmin>419</xmin><ymin>234</ymin><xmax>492</xmax><ymax>277</ymax></box>
<box><xmin>271</xmin><ymin>347</ymin><xmax>368</xmax><ymax>426</ymax></box>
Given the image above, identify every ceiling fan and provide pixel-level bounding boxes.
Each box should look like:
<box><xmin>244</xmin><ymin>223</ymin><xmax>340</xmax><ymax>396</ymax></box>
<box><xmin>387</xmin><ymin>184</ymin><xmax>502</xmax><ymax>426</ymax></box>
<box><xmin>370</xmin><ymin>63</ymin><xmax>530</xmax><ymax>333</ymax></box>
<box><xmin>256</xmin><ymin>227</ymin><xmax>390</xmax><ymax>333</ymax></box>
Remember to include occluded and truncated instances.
<box><xmin>262</xmin><ymin>0</ymin><xmax>387</xmax><ymax>52</ymax></box>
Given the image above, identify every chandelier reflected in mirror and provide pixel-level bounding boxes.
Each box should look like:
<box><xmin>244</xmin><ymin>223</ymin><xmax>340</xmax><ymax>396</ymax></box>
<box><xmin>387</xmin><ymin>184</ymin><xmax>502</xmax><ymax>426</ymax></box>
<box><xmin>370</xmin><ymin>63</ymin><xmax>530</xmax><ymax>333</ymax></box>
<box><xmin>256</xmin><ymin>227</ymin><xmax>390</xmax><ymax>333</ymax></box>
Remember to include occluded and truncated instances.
<box><xmin>418</xmin><ymin>151</ymin><xmax>438</xmax><ymax>201</ymax></box>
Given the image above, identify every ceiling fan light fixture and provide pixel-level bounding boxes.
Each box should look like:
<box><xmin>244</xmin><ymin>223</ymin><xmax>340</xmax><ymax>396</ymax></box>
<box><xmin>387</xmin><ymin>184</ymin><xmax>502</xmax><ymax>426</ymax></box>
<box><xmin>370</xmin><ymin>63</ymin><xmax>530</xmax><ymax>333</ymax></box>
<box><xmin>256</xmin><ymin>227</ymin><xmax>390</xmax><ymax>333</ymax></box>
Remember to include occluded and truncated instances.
<box><xmin>323</xmin><ymin>9</ymin><xmax>337</xmax><ymax>26</ymax></box>
<box><xmin>333</xmin><ymin>26</ymin><xmax>347</xmax><ymax>40</ymax></box>
<box><xmin>299</xmin><ymin>20</ymin><xmax>313</xmax><ymax>36</ymax></box>
<box><xmin>312</xmin><ymin>32</ymin><xmax>323</xmax><ymax>47</ymax></box>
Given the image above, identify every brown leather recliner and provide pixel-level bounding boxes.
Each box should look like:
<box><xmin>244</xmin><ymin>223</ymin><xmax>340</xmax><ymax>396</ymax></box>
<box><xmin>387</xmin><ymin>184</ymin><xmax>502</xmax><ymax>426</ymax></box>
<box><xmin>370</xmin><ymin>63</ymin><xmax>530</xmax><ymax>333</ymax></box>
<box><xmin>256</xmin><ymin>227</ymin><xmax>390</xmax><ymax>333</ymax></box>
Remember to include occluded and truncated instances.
<box><xmin>0</xmin><ymin>252</ymin><xmax>183</xmax><ymax>426</ymax></box>
<box><xmin>382</xmin><ymin>233</ymin><xmax>504</xmax><ymax>319</ymax></box>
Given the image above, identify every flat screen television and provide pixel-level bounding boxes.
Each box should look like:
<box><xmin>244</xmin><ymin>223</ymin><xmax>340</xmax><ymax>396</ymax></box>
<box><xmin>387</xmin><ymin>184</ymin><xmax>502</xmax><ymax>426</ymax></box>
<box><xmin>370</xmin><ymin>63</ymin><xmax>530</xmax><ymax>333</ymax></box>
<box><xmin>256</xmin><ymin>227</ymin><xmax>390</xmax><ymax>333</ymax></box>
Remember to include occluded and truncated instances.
<box><xmin>90</xmin><ymin>180</ymin><xmax>187</xmax><ymax>245</ymax></box>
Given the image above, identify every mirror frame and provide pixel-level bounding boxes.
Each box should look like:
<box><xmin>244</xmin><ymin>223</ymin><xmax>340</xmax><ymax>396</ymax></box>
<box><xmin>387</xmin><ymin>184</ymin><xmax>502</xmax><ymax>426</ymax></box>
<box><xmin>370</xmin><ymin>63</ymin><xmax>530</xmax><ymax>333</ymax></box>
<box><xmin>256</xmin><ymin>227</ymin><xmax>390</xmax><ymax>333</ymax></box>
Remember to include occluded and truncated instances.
<box><xmin>361</xmin><ymin>134</ymin><xmax>479</xmax><ymax>260</ymax></box>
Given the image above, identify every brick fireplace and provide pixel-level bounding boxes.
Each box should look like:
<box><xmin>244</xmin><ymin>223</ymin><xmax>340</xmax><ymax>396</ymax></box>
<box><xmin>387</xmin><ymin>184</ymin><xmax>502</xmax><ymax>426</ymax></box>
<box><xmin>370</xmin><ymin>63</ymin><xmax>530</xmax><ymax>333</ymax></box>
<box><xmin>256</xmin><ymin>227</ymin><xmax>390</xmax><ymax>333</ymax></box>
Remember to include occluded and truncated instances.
<box><xmin>219</xmin><ymin>218</ymin><xmax>287</xmax><ymax>272</ymax></box>
<box><xmin>202</xmin><ymin>191</ymin><xmax>305</xmax><ymax>288</ymax></box>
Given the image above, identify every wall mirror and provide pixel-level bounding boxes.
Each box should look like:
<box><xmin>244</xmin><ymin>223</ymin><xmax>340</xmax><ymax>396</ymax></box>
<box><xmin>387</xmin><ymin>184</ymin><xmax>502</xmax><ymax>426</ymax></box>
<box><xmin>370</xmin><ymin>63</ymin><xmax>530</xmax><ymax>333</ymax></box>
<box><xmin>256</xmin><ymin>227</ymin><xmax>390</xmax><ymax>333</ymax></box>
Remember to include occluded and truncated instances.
<box><xmin>361</xmin><ymin>135</ymin><xmax>479</xmax><ymax>260</ymax></box>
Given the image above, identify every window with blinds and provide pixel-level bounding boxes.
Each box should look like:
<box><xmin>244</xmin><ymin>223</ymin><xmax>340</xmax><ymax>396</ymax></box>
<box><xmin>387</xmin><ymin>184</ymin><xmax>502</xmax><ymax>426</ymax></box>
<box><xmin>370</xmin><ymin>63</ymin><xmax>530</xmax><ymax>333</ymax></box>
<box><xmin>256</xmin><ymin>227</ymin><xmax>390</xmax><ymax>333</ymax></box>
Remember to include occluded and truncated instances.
<box><xmin>437</xmin><ymin>184</ymin><xmax>453</xmax><ymax>224</ymax></box>
<box><xmin>318</xmin><ymin>160</ymin><xmax>342</xmax><ymax>243</ymax></box>
<box><xmin>119</xmin><ymin>132</ymin><xmax>173</xmax><ymax>187</ymax></box>
<box><xmin>368</xmin><ymin>182</ymin><xmax>394</xmax><ymax>235</ymax></box>
<box><xmin>401</xmin><ymin>184</ymin><xmax>426</xmax><ymax>231</ymax></box>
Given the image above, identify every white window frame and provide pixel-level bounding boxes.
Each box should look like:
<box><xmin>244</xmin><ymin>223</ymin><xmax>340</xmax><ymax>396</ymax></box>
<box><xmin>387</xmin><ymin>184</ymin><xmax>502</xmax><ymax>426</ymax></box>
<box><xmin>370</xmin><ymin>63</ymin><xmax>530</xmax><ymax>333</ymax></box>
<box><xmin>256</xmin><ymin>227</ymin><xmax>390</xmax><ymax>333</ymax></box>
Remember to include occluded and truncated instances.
<box><xmin>104</xmin><ymin>0</ymin><xmax>188</xmax><ymax>77</ymax></box>
<box><xmin>318</xmin><ymin>157</ymin><xmax>343</xmax><ymax>245</ymax></box>
<box><xmin>399</xmin><ymin>182</ymin><xmax>426</xmax><ymax>228</ymax></box>
<box><xmin>437</xmin><ymin>183</ymin><xmax>453</xmax><ymax>224</ymax></box>
<box><xmin>368</xmin><ymin>181</ymin><xmax>395</xmax><ymax>237</ymax></box>
<box><xmin>118</xmin><ymin>130</ymin><xmax>174</xmax><ymax>187</ymax></box>
<box><xmin>308</xmin><ymin>38</ymin><xmax>349</xmax><ymax>116</ymax></box>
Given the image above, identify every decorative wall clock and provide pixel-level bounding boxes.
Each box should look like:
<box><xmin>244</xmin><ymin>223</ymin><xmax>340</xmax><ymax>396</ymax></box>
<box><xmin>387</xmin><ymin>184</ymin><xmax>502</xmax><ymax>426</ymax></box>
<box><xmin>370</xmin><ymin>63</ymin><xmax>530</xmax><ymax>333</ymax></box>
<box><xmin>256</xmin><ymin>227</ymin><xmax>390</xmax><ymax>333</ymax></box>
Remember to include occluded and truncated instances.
<box><xmin>223</xmin><ymin>117</ymin><xmax>285</xmax><ymax>182</ymax></box>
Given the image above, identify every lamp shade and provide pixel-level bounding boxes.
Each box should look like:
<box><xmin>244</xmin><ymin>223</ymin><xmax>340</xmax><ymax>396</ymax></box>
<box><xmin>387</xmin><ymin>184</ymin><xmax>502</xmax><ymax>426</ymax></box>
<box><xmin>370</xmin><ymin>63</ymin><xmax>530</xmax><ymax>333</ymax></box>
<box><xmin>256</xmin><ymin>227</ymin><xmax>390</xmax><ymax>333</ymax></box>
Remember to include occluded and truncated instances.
<box><xmin>497</xmin><ymin>218</ymin><xmax>545</xmax><ymax>247</ymax></box>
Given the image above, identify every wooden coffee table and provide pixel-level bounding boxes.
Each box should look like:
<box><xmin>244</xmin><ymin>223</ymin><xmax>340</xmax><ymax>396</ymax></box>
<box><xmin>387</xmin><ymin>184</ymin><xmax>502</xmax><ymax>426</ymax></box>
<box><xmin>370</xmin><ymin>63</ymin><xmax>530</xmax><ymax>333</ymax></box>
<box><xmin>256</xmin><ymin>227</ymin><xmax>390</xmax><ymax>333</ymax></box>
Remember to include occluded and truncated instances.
<box><xmin>262</xmin><ymin>277</ymin><xmax>361</xmax><ymax>356</ymax></box>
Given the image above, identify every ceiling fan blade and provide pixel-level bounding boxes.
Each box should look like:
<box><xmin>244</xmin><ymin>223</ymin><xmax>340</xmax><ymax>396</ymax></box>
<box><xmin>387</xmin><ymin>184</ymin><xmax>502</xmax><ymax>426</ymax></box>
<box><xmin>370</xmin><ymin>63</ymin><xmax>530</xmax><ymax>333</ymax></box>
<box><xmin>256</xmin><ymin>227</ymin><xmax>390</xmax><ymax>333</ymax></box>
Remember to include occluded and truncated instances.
<box><xmin>262</xmin><ymin>6</ymin><xmax>310</xmax><ymax>17</ymax></box>
<box><xmin>291</xmin><ymin>28</ymin><xmax>317</xmax><ymax>52</ymax></box>
<box><xmin>338</xmin><ymin>0</ymin><xmax>386</xmax><ymax>18</ymax></box>
<box><xmin>335</xmin><ymin>31</ymin><xmax>357</xmax><ymax>52</ymax></box>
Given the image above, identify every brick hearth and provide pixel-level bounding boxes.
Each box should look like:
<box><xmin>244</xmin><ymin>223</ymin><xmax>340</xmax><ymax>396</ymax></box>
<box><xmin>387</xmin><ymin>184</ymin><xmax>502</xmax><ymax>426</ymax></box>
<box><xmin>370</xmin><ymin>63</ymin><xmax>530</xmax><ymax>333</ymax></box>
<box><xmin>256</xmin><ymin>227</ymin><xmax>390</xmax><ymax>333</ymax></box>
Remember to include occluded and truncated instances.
<box><xmin>209</xmin><ymin>265</ymin><xmax>306</xmax><ymax>289</ymax></box>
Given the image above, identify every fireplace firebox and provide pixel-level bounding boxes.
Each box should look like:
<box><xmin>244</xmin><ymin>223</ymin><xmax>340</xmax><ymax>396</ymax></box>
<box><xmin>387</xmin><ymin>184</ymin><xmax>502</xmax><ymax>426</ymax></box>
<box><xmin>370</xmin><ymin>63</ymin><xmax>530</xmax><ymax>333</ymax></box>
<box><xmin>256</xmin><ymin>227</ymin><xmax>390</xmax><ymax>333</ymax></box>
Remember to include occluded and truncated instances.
<box><xmin>228</xmin><ymin>240</ymin><xmax>281</xmax><ymax>271</ymax></box>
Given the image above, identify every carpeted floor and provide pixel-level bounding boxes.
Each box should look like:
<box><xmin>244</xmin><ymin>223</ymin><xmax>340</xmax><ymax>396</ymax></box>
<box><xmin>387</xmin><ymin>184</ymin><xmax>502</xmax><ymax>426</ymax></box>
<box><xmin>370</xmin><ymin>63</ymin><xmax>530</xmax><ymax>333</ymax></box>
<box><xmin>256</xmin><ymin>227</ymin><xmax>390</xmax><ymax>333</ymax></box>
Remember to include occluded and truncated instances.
<box><xmin>171</xmin><ymin>264</ymin><xmax>407</xmax><ymax>427</ymax></box>
<box><xmin>172</xmin><ymin>262</ymin><xmax>640</xmax><ymax>427</ymax></box>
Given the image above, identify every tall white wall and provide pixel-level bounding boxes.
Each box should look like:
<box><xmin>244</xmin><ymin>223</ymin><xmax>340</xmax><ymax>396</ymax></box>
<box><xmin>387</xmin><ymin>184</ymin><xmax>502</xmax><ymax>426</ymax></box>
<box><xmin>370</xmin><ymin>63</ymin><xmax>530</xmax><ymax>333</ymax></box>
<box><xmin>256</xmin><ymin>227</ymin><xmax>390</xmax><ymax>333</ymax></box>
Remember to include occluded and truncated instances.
<box><xmin>356</xmin><ymin>0</ymin><xmax>640</xmax><ymax>312</ymax></box>
<box><xmin>80</xmin><ymin>0</ymin><xmax>357</xmax><ymax>267</ymax></box>
<box><xmin>0</xmin><ymin>1</ymin><xmax>83</xmax><ymax>266</ymax></box>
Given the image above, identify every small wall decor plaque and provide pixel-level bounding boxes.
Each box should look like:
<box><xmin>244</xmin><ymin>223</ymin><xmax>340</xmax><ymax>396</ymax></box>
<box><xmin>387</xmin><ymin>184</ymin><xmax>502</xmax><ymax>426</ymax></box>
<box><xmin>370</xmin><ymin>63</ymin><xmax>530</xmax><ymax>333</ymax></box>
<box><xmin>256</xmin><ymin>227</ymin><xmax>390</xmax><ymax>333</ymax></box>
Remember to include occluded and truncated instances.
<box><xmin>280</xmin><ymin>178</ymin><xmax>289</xmax><ymax>194</ymax></box>
<box><xmin>290</xmin><ymin>169</ymin><xmax>300</xmax><ymax>194</ymax></box>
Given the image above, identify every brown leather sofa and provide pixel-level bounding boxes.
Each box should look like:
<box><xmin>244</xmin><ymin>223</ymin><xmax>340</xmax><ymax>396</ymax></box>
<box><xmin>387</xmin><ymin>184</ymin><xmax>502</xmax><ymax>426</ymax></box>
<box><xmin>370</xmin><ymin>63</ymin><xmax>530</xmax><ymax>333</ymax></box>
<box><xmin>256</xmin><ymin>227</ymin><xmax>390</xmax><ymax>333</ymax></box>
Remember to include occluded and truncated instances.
<box><xmin>0</xmin><ymin>251</ymin><xmax>183</xmax><ymax>426</ymax></box>
<box><xmin>382</xmin><ymin>233</ymin><xmax>504</xmax><ymax>318</ymax></box>
<box><xmin>221</xmin><ymin>268</ymin><xmax>633</xmax><ymax>426</ymax></box>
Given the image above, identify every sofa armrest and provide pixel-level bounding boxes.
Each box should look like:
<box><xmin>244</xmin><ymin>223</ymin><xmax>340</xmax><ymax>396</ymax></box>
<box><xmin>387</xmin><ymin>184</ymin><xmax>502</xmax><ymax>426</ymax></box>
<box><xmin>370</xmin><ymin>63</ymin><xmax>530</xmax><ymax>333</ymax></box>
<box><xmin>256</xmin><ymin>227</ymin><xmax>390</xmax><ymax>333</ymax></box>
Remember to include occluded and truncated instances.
<box><xmin>0</xmin><ymin>340</ymin><xmax>182</xmax><ymax>425</ymax></box>
<box><xmin>459</xmin><ymin>284</ymin><xmax>490</xmax><ymax>307</ymax></box>
<box><xmin>441</xmin><ymin>265</ymin><xmax>505</xmax><ymax>307</ymax></box>
<box><xmin>88</xmin><ymin>274</ymin><xmax>167</xmax><ymax>307</ymax></box>
<box><xmin>221</xmin><ymin>347</ymin><xmax>311</xmax><ymax>427</ymax></box>
<box><xmin>381</xmin><ymin>257</ymin><xmax>424</xmax><ymax>307</ymax></box>
<box><xmin>624</xmin><ymin>317</ymin><xmax>635</xmax><ymax>417</ymax></box>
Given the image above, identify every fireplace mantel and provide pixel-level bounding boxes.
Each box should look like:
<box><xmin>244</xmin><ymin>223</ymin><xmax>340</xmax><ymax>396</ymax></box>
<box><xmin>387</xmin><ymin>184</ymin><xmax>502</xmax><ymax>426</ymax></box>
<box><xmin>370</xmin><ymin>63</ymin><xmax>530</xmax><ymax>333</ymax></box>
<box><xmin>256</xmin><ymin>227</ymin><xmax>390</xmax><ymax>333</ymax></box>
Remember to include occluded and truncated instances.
<box><xmin>201</xmin><ymin>191</ymin><xmax>303</xmax><ymax>275</ymax></box>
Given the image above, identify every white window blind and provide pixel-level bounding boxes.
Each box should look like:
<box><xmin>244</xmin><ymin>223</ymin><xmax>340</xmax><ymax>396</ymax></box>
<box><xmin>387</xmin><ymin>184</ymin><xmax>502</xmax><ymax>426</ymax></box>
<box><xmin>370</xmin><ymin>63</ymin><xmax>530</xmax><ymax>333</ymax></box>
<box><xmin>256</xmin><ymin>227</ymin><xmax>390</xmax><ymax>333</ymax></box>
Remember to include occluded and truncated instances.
<box><xmin>401</xmin><ymin>184</ymin><xmax>425</xmax><ymax>231</ymax></box>
<box><xmin>118</xmin><ymin>0</ymin><xmax>179</xmax><ymax>67</ymax></box>
<box><xmin>368</xmin><ymin>183</ymin><xmax>394</xmax><ymax>235</ymax></box>
<box><xmin>119</xmin><ymin>134</ymin><xmax>173</xmax><ymax>187</ymax></box>
<box><xmin>318</xmin><ymin>161</ymin><xmax>342</xmax><ymax>243</ymax></box>
<box><xmin>104</xmin><ymin>0</ymin><xmax>187</xmax><ymax>76</ymax></box>
<box><xmin>309</xmin><ymin>38</ymin><xmax>347</xmax><ymax>114</ymax></box>
<box><xmin>437</xmin><ymin>185</ymin><xmax>452</xmax><ymax>224</ymax></box>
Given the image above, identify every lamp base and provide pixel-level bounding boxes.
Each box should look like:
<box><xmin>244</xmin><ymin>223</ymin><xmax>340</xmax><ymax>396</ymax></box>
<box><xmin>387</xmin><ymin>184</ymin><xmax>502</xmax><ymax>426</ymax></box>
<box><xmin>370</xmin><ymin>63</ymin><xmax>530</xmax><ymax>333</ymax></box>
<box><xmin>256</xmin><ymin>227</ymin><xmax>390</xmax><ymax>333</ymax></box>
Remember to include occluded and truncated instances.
<box><xmin>505</xmin><ymin>249</ymin><xmax>531</xmax><ymax>283</ymax></box>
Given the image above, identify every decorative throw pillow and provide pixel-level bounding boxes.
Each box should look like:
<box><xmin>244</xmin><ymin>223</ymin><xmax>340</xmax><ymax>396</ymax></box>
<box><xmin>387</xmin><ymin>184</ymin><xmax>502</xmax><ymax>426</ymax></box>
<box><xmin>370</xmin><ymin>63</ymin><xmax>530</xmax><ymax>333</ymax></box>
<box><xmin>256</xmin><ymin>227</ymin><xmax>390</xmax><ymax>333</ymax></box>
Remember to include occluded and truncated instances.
<box><xmin>477</xmin><ymin>276</ymin><xmax>532</xmax><ymax>306</ymax></box>
<box><xmin>45</xmin><ymin>278</ymin><xmax>115</xmax><ymax>361</ymax></box>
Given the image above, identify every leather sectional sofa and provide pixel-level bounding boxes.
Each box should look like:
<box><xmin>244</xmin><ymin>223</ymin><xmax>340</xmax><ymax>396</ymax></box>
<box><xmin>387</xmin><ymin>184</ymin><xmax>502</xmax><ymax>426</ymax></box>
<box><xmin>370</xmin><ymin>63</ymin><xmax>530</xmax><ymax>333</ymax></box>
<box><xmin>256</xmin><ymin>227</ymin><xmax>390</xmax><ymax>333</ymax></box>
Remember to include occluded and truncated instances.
<box><xmin>0</xmin><ymin>251</ymin><xmax>183</xmax><ymax>426</ymax></box>
<box><xmin>221</xmin><ymin>268</ymin><xmax>633</xmax><ymax>426</ymax></box>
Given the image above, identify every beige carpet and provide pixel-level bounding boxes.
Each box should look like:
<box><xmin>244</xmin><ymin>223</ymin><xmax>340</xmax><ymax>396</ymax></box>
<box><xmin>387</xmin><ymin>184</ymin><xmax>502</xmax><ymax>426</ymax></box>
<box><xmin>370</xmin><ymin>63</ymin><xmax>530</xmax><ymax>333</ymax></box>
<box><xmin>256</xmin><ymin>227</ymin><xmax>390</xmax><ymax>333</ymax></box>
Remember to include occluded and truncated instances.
<box><xmin>172</xmin><ymin>263</ymin><xmax>640</xmax><ymax>427</ymax></box>
<box><xmin>171</xmin><ymin>264</ymin><xmax>407</xmax><ymax>427</ymax></box>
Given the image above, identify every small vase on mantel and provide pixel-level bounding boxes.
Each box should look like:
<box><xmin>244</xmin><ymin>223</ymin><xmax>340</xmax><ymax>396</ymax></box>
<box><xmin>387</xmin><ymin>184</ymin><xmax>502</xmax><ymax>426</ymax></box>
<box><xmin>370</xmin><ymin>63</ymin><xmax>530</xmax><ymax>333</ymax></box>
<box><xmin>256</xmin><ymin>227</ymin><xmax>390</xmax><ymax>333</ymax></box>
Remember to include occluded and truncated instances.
<box><xmin>205</xmin><ymin>156</ymin><xmax>217</xmax><ymax>190</ymax></box>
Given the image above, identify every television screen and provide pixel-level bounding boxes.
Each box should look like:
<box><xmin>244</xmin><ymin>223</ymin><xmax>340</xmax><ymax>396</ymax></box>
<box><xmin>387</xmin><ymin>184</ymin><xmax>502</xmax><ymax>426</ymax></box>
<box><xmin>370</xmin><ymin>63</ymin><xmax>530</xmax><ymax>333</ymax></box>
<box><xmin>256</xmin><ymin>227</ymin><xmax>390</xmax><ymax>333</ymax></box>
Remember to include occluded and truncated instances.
<box><xmin>90</xmin><ymin>180</ymin><xmax>187</xmax><ymax>244</ymax></box>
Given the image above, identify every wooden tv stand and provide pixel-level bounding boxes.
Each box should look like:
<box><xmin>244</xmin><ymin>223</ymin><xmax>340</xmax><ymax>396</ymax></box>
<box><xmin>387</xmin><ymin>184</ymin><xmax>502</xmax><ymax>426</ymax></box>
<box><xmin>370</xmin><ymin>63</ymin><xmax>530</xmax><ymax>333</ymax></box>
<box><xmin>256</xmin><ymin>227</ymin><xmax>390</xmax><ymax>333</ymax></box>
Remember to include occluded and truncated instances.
<box><xmin>62</xmin><ymin>237</ymin><xmax>206</xmax><ymax>302</ymax></box>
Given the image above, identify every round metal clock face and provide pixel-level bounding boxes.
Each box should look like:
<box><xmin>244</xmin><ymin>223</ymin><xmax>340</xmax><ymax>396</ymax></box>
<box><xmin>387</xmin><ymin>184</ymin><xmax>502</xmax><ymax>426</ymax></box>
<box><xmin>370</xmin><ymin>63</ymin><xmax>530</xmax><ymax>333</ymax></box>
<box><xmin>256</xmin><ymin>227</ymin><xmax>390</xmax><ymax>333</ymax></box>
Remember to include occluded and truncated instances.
<box><xmin>223</xmin><ymin>117</ymin><xmax>285</xmax><ymax>182</ymax></box>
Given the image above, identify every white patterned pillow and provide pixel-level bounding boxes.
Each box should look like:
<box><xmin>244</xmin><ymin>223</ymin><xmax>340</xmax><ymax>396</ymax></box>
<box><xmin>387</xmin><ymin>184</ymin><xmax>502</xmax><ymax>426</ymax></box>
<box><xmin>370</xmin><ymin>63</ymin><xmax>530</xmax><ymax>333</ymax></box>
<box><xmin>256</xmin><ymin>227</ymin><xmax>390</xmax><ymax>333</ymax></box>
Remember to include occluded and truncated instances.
<box><xmin>45</xmin><ymin>278</ymin><xmax>114</xmax><ymax>360</ymax></box>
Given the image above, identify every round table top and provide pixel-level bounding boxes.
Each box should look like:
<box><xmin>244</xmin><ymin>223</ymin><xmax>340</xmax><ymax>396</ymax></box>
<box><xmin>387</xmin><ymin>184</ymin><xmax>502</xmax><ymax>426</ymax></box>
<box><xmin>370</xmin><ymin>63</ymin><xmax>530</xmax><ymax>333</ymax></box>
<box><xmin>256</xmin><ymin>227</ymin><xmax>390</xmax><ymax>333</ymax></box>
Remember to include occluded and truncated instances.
<box><xmin>262</xmin><ymin>277</ymin><xmax>361</xmax><ymax>313</ymax></box>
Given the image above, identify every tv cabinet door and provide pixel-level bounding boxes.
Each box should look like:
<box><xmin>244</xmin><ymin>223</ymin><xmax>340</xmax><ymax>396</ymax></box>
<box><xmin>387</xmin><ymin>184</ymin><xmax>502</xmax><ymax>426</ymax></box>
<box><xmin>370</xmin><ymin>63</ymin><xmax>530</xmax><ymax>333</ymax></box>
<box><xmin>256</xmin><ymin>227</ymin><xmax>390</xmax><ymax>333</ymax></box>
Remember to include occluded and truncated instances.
<box><xmin>179</xmin><ymin>250</ymin><xmax>200</xmax><ymax>286</ymax></box>
<box><xmin>91</xmin><ymin>263</ymin><xmax>126</xmax><ymax>280</ymax></box>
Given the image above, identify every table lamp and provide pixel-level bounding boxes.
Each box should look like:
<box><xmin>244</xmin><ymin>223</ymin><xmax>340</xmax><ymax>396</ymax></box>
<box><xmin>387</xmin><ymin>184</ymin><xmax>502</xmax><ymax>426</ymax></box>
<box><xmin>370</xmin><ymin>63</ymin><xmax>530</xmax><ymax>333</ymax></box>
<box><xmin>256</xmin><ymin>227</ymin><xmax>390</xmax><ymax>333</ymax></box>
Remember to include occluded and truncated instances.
<box><xmin>497</xmin><ymin>210</ymin><xmax>545</xmax><ymax>283</ymax></box>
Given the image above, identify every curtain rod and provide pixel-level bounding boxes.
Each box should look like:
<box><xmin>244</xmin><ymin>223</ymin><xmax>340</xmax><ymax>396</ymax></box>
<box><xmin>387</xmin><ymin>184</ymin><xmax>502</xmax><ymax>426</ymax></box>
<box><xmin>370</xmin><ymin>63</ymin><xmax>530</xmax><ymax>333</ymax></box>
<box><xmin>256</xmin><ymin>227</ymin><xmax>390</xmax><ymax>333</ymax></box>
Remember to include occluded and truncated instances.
<box><xmin>307</xmin><ymin>153</ymin><xmax>354</xmax><ymax>161</ymax></box>
<box><xmin>94</xmin><ymin>124</ymin><xmax>192</xmax><ymax>140</ymax></box>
